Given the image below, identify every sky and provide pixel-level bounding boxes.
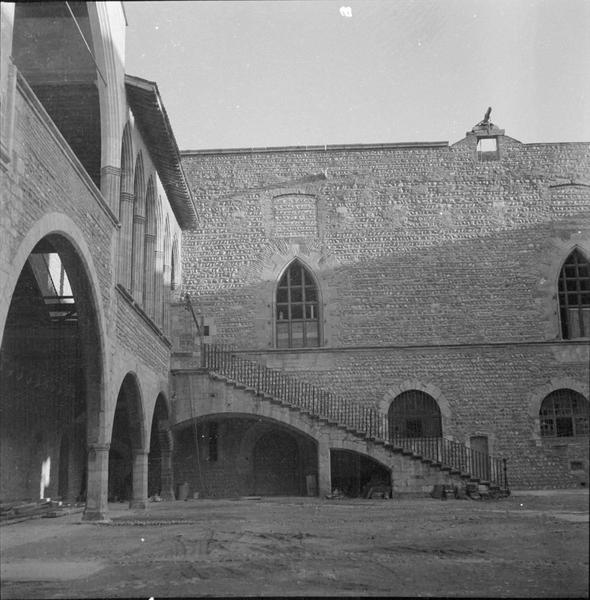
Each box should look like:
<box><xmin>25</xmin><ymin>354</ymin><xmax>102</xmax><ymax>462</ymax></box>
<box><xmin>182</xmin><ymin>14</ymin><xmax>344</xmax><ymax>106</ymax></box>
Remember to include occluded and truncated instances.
<box><xmin>123</xmin><ymin>0</ymin><xmax>590</xmax><ymax>151</ymax></box>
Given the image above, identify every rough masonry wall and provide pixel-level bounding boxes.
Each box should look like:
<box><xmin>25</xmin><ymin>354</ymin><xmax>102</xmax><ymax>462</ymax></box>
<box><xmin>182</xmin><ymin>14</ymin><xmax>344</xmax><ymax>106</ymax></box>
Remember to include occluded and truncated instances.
<box><xmin>181</xmin><ymin>138</ymin><xmax>590</xmax><ymax>349</ymax></box>
<box><xmin>245</xmin><ymin>344</ymin><xmax>589</xmax><ymax>488</ymax></box>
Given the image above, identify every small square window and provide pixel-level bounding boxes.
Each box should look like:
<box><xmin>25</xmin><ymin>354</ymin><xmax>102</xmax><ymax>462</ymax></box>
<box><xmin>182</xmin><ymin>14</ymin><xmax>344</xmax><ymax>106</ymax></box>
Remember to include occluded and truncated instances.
<box><xmin>477</xmin><ymin>137</ymin><xmax>499</xmax><ymax>161</ymax></box>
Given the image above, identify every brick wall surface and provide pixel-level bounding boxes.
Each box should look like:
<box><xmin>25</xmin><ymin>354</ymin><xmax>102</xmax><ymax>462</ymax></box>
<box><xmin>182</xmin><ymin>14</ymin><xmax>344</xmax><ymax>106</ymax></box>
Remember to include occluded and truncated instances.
<box><xmin>115</xmin><ymin>291</ymin><xmax>170</xmax><ymax>377</ymax></box>
<box><xmin>180</xmin><ymin>138</ymin><xmax>590</xmax><ymax>349</ymax></box>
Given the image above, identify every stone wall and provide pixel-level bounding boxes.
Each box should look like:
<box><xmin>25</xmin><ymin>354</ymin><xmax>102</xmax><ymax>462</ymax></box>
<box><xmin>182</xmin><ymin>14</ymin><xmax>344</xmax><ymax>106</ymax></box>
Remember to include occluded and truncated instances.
<box><xmin>177</xmin><ymin>136</ymin><xmax>590</xmax><ymax>488</ymax></box>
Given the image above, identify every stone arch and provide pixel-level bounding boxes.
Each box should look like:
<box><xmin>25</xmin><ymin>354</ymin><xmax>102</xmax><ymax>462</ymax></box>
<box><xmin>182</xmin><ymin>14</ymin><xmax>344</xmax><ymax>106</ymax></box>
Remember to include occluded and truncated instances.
<box><xmin>109</xmin><ymin>372</ymin><xmax>148</xmax><ymax>508</ymax></box>
<box><xmin>539</xmin><ymin>241</ymin><xmax>590</xmax><ymax>340</ymax></box>
<box><xmin>274</xmin><ymin>258</ymin><xmax>323</xmax><ymax>348</ymax></box>
<box><xmin>554</xmin><ymin>245</ymin><xmax>590</xmax><ymax>340</ymax></box>
<box><xmin>0</xmin><ymin>218</ymin><xmax>107</xmax><ymax>518</ymax></box>
<box><xmin>171</xmin><ymin>233</ymin><xmax>180</xmax><ymax>300</ymax></box>
<box><xmin>256</xmin><ymin>244</ymin><xmax>340</xmax><ymax>348</ymax></box>
<box><xmin>147</xmin><ymin>392</ymin><xmax>174</xmax><ymax>500</ymax></box>
<box><xmin>117</xmin><ymin>122</ymin><xmax>134</xmax><ymax>288</ymax></box>
<box><xmin>162</xmin><ymin>215</ymin><xmax>171</xmax><ymax>333</ymax></box>
<box><xmin>527</xmin><ymin>378</ymin><xmax>589</xmax><ymax>441</ymax></box>
<box><xmin>381</xmin><ymin>380</ymin><xmax>451</xmax><ymax>425</ymax></box>
<box><xmin>131</xmin><ymin>153</ymin><xmax>146</xmax><ymax>302</ymax></box>
<box><xmin>0</xmin><ymin>213</ymin><xmax>107</xmax><ymax>420</ymax></box>
<box><xmin>154</xmin><ymin>196</ymin><xmax>164</xmax><ymax>328</ymax></box>
<box><xmin>119</xmin><ymin>123</ymin><xmax>135</xmax><ymax>199</ymax></box>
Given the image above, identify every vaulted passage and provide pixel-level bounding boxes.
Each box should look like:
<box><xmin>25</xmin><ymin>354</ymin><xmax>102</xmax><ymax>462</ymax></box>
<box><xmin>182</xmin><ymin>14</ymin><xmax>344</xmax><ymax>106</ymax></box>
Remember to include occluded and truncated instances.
<box><xmin>0</xmin><ymin>236</ymin><xmax>102</xmax><ymax>504</ymax></box>
<box><xmin>108</xmin><ymin>375</ymin><xmax>144</xmax><ymax>504</ymax></box>
<box><xmin>173</xmin><ymin>415</ymin><xmax>317</xmax><ymax>498</ymax></box>
<box><xmin>253</xmin><ymin>431</ymin><xmax>300</xmax><ymax>496</ymax></box>
<box><xmin>148</xmin><ymin>394</ymin><xmax>174</xmax><ymax>500</ymax></box>
<box><xmin>330</xmin><ymin>450</ymin><xmax>391</xmax><ymax>498</ymax></box>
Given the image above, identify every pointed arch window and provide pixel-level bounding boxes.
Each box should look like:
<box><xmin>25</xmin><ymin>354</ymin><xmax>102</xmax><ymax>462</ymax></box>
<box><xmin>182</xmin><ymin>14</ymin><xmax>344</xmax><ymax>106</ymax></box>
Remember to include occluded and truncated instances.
<box><xmin>276</xmin><ymin>261</ymin><xmax>320</xmax><ymax>348</ymax></box>
<box><xmin>540</xmin><ymin>389</ymin><xmax>589</xmax><ymax>437</ymax></box>
<box><xmin>558</xmin><ymin>249</ymin><xmax>590</xmax><ymax>339</ymax></box>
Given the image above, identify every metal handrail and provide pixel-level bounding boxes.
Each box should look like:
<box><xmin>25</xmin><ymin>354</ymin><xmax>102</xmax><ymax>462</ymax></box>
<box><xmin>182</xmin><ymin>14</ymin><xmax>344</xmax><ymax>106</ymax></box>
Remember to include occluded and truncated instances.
<box><xmin>202</xmin><ymin>343</ymin><xmax>508</xmax><ymax>489</ymax></box>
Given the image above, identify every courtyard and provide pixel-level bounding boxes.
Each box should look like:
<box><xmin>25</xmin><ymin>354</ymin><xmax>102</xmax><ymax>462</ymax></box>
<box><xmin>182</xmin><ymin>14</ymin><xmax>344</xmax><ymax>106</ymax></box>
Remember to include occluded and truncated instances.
<box><xmin>1</xmin><ymin>489</ymin><xmax>588</xmax><ymax>598</ymax></box>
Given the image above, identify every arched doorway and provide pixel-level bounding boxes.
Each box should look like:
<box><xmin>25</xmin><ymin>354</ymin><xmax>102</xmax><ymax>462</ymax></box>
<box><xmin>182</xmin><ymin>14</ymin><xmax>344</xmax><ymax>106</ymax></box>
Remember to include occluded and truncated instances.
<box><xmin>330</xmin><ymin>450</ymin><xmax>392</xmax><ymax>498</ymax></box>
<box><xmin>109</xmin><ymin>374</ymin><xmax>146</xmax><ymax>508</ymax></box>
<box><xmin>0</xmin><ymin>235</ymin><xmax>102</xmax><ymax>506</ymax></box>
<box><xmin>253</xmin><ymin>431</ymin><xmax>300</xmax><ymax>496</ymax></box>
<box><xmin>388</xmin><ymin>390</ymin><xmax>442</xmax><ymax>440</ymax></box>
<box><xmin>148</xmin><ymin>394</ymin><xmax>174</xmax><ymax>500</ymax></box>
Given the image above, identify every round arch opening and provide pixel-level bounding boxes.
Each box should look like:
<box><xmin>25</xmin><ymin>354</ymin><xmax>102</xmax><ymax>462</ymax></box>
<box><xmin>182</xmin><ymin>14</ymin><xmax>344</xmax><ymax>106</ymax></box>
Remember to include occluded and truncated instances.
<box><xmin>108</xmin><ymin>373</ymin><xmax>145</xmax><ymax>503</ymax></box>
<box><xmin>173</xmin><ymin>415</ymin><xmax>318</xmax><ymax>498</ymax></box>
<box><xmin>148</xmin><ymin>394</ymin><xmax>174</xmax><ymax>500</ymax></box>
<box><xmin>330</xmin><ymin>450</ymin><xmax>391</xmax><ymax>498</ymax></box>
<box><xmin>0</xmin><ymin>235</ymin><xmax>103</xmax><ymax>504</ymax></box>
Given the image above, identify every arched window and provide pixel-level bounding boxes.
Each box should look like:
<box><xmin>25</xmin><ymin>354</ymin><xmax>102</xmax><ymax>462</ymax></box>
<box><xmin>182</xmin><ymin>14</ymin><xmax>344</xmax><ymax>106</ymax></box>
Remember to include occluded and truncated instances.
<box><xmin>276</xmin><ymin>260</ymin><xmax>320</xmax><ymax>348</ymax></box>
<box><xmin>559</xmin><ymin>249</ymin><xmax>590</xmax><ymax>339</ymax></box>
<box><xmin>540</xmin><ymin>389</ymin><xmax>589</xmax><ymax>437</ymax></box>
<box><xmin>388</xmin><ymin>390</ymin><xmax>442</xmax><ymax>439</ymax></box>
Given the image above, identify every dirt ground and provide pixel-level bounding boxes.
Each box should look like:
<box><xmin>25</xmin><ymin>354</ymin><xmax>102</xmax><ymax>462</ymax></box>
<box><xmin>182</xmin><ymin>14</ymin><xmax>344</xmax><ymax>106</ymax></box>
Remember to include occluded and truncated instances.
<box><xmin>1</xmin><ymin>489</ymin><xmax>588</xmax><ymax>598</ymax></box>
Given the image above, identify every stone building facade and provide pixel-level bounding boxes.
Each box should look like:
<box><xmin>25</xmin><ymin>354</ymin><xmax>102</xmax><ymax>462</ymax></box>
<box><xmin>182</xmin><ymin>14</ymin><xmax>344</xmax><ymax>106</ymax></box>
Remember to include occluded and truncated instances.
<box><xmin>173</xmin><ymin>130</ymin><xmax>589</xmax><ymax>492</ymax></box>
<box><xmin>1</xmin><ymin>2</ymin><xmax>193</xmax><ymax>520</ymax></box>
<box><xmin>1</xmin><ymin>2</ymin><xmax>588</xmax><ymax>518</ymax></box>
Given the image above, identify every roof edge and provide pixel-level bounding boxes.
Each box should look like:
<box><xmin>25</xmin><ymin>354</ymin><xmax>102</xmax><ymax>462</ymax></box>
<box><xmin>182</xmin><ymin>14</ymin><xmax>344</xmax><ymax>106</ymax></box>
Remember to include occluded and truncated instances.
<box><xmin>181</xmin><ymin>141</ymin><xmax>450</xmax><ymax>156</ymax></box>
<box><xmin>125</xmin><ymin>74</ymin><xmax>197</xmax><ymax>228</ymax></box>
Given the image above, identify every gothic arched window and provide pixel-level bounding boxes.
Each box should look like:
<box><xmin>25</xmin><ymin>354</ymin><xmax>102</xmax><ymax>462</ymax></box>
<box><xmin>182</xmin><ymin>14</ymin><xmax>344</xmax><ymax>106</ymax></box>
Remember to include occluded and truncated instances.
<box><xmin>276</xmin><ymin>261</ymin><xmax>320</xmax><ymax>348</ymax></box>
<box><xmin>388</xmin><ymin>390</ymin><xmax>442</xmax><ymax>439</ymax></box>
<box><xmin>559</xmin><ymin>249</ymin><xmax>590</xmax><ymax>339</ymax></box>
<box><xmin>540</xmin><ymin>389</ymin><xmax>589</xmax><ymax>438</ymax></box>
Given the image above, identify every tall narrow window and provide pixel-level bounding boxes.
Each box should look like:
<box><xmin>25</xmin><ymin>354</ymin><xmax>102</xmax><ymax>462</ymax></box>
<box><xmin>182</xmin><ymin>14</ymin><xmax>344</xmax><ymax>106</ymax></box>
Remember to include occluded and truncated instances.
<box><xmin>559</xmin><ymin>249</ymin><xmax>590</xmax><ymax>339</ymax></box>
<box><xmin>540</xmin><ymin>389</ymin><xmax>589</xmax><ymax>437</ymax></box>
<box><xmin>276</xmin><ymin>260</ymin><xmax>320</xmax><ymax>348</ymax></box>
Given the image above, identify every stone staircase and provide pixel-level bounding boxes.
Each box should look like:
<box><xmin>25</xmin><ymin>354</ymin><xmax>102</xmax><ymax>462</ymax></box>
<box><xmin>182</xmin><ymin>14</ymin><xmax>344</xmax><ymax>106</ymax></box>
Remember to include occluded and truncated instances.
<box><xmin>202</xmin><ymin>344</ymin><xmax>510</xmax><ymax>496</ymax></box>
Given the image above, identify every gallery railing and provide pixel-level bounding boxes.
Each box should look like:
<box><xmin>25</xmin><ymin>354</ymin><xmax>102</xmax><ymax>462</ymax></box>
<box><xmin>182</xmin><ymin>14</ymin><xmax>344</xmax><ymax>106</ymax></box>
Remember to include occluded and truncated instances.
<box><xmin>202</xmin><ymin>343</ymin><xmax>508</xmax><ymax>489</ymax></box>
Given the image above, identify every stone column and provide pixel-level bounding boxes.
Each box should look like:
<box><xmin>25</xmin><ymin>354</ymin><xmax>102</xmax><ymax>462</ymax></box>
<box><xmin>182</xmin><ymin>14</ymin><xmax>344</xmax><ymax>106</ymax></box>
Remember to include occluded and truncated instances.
<box><xmin>162</xmin><ymin>258</ymin><xmax>171</xmax><ymax>336</ymax></box>
<box><xmin>143</xmin><ymin>232</ymin><xmax>156</xmax><ymax>319</ymax></box>
<box><xmin>317</xmin><ymin>436</ymin><xmax>332</xmax><ymax>498</ymax></box>
<box><xmin>154</xmin><ymin>249</ymin><xmax>164</xmax><ymax>328</ymax></box>
<box><xmin>159</xmin><ymin>449</ymin><xmax>175</xmax><ymax>501</ymax></box>
<box><xmin>100</xmin><ymin>165</ymin><xmax>121</xmax><ymax>215</ymax></box>
<box><xmin>131</xmin><ymin>215</ymin><xmax>146</xmax><ymax>304</ymax></box>
<box><xmin>83</xmin><ymin>443</ymin><xmax>110</xmax><ymax>521</ymax></box>
<box><xmin>129</xmin><ymin>449</ymin><xmax>148</xmax><ymax>509</ymax></box>
<box><xmin>117</xmin><ymin>191</ymin><xmax>134</xmax><ymax>290</ymax></box>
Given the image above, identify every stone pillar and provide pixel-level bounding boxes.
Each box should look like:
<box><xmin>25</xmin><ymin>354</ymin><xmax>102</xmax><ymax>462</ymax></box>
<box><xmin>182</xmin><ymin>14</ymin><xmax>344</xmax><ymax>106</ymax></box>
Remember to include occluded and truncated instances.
<box><xmin>117</xmin><ymin>191</ymin><xmax>134</xmax><ymax>290</ymax></box>
<box><xmin>131</xmin><ymin>215</ymin><xmax>146</xmax><ymax>304</ymax></box>
<box><xmin>129</xmin><ymin>449</ymin><xmax>148</xmax><ymax>509</ymax></box>
<box><xmin>143</xmin><ymin>233</ymin><xmax>156</xmax><ymax>319</ymax></box>
<box><xmin>317</xmin><ymin>436</ymin><xmax>331</xmax><ymax>498</ymax></box>
<box><xmin>159</xmin><ymin>449</ymin><xmax>175</xmax><ymax>501</ymax></box>
<box><xmin>154</xmin><ymin>249</ymin><xmax>164</xmax><ymax>328</ymax></box>
<box><xmin>83</xmin><ymin>443</ymin><xmax>110</xmax><ymax>521</ymax></box>
<box><xmin>162</xmin><ymin>263</ymin><xmax>171</xmax><ymax>336</ymax></box>
<box><xmin>100</xmin><ymin>165</ymin><xmax>121</xmax><ymax>215</ymax></box>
